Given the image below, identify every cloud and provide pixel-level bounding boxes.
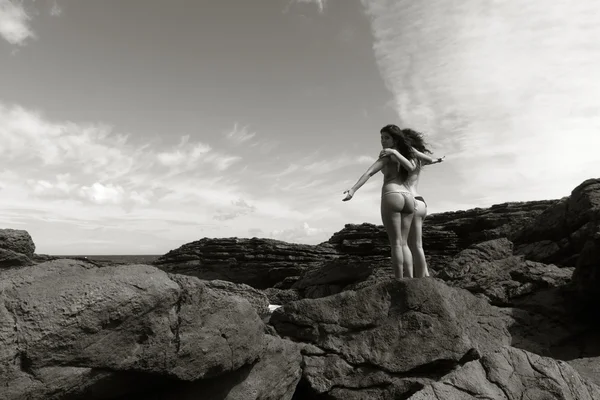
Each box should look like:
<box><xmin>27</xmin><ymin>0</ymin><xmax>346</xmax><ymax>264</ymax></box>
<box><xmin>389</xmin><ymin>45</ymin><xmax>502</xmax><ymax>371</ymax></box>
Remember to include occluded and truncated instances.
<box><xmin>50</xmin><ymin>1</ymin><xmax>62</xmax><ymax>17</ymax></box>
<box><xmin>214</xmin><ymin>198</ymin><xmax>256</xmax><ymax>221</ymax></box>
<box><xmin>361</xmin><ymin>0</ymin><xmax>600</xmax><ymax>205</ymax></box>
<box><xmin>226</xmin><ymin>123</ymin><xmax>256</xmax><ymax>145</ymax></box>
<box><xmin>284</xmin><ymin>0</ymin><xmax>327</xmax><ymax>14</ymax></box>
<box><xmin>0</xmin><ymin>0</ymin><xmax>35</xmax><ymax>45</ymax></box>
<box><xmin>0</xmin><ymin>104</ymin><xmax>139</xmax><ymax>180</ymax></box>
<box><xmin>0</xmin><ymin>100</ymin><xmax>374</xmax><ymax>253</ymax></box>
<box><xmin>157</xmin><ymin>135</ymin><xmax>240</xmax><ymax>173</ymax></box>
<box><xmin>270</xmin><ymin>222</ymin><xmax>326</xmax><ymax>243</ymax></box>
<box><xmin>78</xmin><ymin>183</ymin><xmax>125</xmax><ymax>205</ymax></box>
<box><xmin>248</xmin><ymin>228</ymin><xmax>264</xmax><ymax>237</ymax></box>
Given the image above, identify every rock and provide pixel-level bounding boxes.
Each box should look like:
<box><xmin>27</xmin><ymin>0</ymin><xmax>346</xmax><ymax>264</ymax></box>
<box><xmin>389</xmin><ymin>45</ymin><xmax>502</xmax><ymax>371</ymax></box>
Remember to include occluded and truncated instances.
<box><xmin>154</xmin><ymin>238</ymin><xmax>338</xmax><ymax>289</ymax></box>
<box><xmin>201</xmin><ymin>279</ymin><xmax>270</xmax><ymax>316</ymax></box>
<box><xmin>571</xmin><ymin>229</ymin><xmax>600</xmax><ymax>313</ymax></box>
<box><xmin>0</xmin><ymin>228</ymin><xmax>35</xmax><ymax>257</ymax></box>
<box><xmin>326</xmin><ymin>200</ymin><xmax>555</xmax><ymax>273</ymax></box>
<box><xmin>142</xmin><ymin>335</ymin><xmax>302</xmax><ymax>400</ymax></box>
<box><xmin>437</xmin><ymin>238</ymin><xmax>573</xmax><ymax>306</ymax></box>
<box><xmin>262</xmin><ymin>288</ymin><xmax>301</xmax><ymax>306</ymax></box>
<box><xmin>271</xmin><ymin>277</ymin><xmax>511</xmax><ymax>398</ymax></box>
<box><xmin>408</xmin><ymin>346</ymin><xmax>600</xmax><ymax>400</ymax></box>
<box><xmin>0</xmin><ymin>248</ymin><xmax>33</xmax><ymax>269</ymax></box>
<box><xmin>292</xmin><ymin>256</ymin><xmax>375</xmax><ymax>290</ymax></box>
<box><xmin>513</xmin><ymin>179</ymin><xmax>600</xmax><ymax>268</ymax></box>
<box><xmin>568</xmin><ymin>357</ymin><xmax>600</xmax><ymax>387</ymax></box>
<box><xmin>0</xmin><ymin>229</ymin><xmax>35</xmax><ymax>268</ymax></box>
<box><xmin>273</xmin><ymin>276</ymin><xmax>301</xmax><ymax>289</ymax></box>
<box><xmin>0</xmin><ymin>259</ymin><xmax>266</xmax><ymax>400</ymax></box>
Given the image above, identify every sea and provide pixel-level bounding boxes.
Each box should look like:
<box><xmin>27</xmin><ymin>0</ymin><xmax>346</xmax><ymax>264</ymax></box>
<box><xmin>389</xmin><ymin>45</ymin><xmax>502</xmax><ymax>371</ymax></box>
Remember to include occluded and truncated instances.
<box><xmin>55</xmin><ymin>255</ymin><xmax>161</xmax><ymax>265</ymax></box>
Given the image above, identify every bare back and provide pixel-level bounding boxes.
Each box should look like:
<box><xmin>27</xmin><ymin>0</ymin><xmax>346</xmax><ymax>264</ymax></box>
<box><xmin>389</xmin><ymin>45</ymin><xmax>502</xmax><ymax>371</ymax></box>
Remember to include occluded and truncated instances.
<box><xmin>380</xmin><ymin>157</ymin><xmax>411</xmax><ymax>194</ymax></box>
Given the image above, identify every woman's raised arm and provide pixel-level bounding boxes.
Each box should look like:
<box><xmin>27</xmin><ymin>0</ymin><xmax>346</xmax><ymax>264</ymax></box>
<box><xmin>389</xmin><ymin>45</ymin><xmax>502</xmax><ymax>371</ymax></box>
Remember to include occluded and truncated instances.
<box><xmin>342</xmin><ymin>158</ymin><xmax>386</xmax><ymax>201</ymax></box>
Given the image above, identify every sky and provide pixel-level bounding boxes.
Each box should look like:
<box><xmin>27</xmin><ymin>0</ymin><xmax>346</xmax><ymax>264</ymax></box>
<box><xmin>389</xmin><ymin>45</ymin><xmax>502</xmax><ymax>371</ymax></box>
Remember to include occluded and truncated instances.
<box><xmin>0</xmin><ymin>0</ymin><xmax>599</xmax><ymax>255</ymax></box>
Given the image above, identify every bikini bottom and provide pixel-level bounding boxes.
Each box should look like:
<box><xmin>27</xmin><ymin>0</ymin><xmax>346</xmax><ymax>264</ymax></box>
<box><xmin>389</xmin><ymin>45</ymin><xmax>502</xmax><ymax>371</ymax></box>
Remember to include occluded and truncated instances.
<box><xmin>382</xmin><ymin>190</ymin><xmax>416</xmax><ymax>213</ymax></box>
<box><xmin>414</xmin><ymin>195</ymin><xmax>427</xmax><ymax>207</ymax></box>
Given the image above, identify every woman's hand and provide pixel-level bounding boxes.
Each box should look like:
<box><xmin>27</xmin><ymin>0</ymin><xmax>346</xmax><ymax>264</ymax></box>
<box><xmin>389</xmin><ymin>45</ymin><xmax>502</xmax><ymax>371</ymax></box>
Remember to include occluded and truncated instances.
<box><xmin>379</xmin><ymin>148</ymin><xmax>396</xmax><ymax>158</ymax></box>
<box><xmin>435</xmin><ymin>155</ymin><xmax>446</xmax><ymax>164</ymax></box>
<box><xmin>342</xmin><ymin>189</ymin><xmax>354</xmax><ymax>201</ymax></box>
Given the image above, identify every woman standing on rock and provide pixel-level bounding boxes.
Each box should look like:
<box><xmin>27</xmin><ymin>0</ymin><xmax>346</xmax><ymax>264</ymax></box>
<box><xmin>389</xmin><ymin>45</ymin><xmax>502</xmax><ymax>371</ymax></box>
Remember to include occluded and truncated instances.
<box><xmin>342</xmin><ymin>124</ymin><xmax>417</xmax><ymax>279</ymax></box>
<box><xmin>380</xmin><ymin>128</ymin><xmax>444</xmax><ymax>278</ymax></box>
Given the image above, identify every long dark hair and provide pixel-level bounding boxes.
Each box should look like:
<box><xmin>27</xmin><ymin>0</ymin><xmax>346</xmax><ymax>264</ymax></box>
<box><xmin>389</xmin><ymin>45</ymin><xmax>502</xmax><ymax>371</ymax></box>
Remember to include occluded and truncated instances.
<box><xmin>401</xmin><ymin>128</ymin><xmax>432</xmax><ymax>154</ymax></box>
<box><xmin>380</xmin><ymin>124</ymin><xmax>415</xmax><ymax>179</ymax></box>
<box><xmin>380</xmin><ymin>124</ymin><xmax>415</xmax><ymax>160</ymax></box>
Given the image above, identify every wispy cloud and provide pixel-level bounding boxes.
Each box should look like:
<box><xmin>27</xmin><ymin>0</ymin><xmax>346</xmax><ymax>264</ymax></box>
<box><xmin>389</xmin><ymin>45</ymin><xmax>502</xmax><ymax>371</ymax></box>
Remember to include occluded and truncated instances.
<box><xmin>226</xmin><ymin>123</ymin><xmax>256</xmax><ymax>145</ymax></box>
<box><xmin>157</xmin><ymin>135</ymin><xmax>241</xmax><ymax>173</ymax></box>
<box><xmin>214</xmin><ymin>198</ymin><xmax>256</xmax><ymax>221</ymax></box>
<box><xmin>0</xmin><ymin>0</ymin><xmax>35</xmax><ymax>45</ymax></box>
<box><xmin>50</xmin><ymin>1</ymin><xmax>62</xmax><ymax>17</ymax></box>
<box><xmin>361</xmin><ymin>0</ymin><xmax>600</xmax><ymax>204</ymax></box>
<box><xmin>285</xmin><ymin>0</ymin><xmax>327</xmax><ymax>14</ymax></box>
<box><xmin>0</xmin><ymin>101</ymin><xmax>362</xmax><ymax>253</ymax></box>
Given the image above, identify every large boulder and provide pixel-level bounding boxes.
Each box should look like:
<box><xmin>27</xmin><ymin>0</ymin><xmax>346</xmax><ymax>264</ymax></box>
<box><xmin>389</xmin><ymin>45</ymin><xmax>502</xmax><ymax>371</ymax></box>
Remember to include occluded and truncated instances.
<box><xmin>270</xmin><ymin>277</ymin><xmax>511</xmax><ymax>398</ymax></box>
<box><xmin>0</xmin><ymin>228</ymin><xmax>35</xmax><ymax>268</ymax></box>
<box><xmin>154</xmin><ymin>237</ymin><xmax>338</xmax><ymax>289</ymax></box>
<box><xmin>138</xmin><ymin>335</ymin><xmax>303</xmax><ymax>400</ymax></box>
<box><xmin>513</xmin><ymin>178</ymin><xmax>600</xmax><ymax>268</ymax></box>
<box><xmin>0</xmin><ymin>259</ymin><xmax>267</xmax><ymax>400</ymax></box>
<box><xmin>0</xmin><ymin>228</ymin><xmax>35</xmax><ymax>256</ymax></box>
<box><xmin>437</xmin><ymin>238</ymin><xmax>573</xmax><ymax>306</ymax></box>
<box><xmin>409</xmin><ymin>346</ymin><xmax>600</xmax><ymax>400</ymax></box>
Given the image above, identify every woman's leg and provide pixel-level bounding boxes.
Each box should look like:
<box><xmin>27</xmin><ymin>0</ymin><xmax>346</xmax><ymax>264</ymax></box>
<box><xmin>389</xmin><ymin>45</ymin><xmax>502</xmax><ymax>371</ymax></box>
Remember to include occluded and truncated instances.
<box><xmin>401</xmin><ymin>209</ymin><xmax>414</xmax><ymax>278</ymax></box>
<box><xmin>381</xmin><ymin>193</ymin><xmax>405</xmax><ymax>279</ymax></box>
<box><xmin>409</xmin><ymin>199</ymin><xmax>429</xmax><ymax>277</ymax></box>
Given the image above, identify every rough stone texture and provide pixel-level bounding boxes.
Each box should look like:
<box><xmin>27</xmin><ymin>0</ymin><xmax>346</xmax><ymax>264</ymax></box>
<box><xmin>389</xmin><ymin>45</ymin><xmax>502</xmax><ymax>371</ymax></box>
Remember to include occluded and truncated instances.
<box><xmin>513</xmin><ymin>179</ymin><xmax>600</xmax><ymax>268</ymax></box>
<box><xmin>262</xmin><ymin>287</ymin><xmax>301</xmax><ymax>306</ymax></box>
<box><xmin>139</xmin><ymin>335</ymin><xmax>302</xmax><ymax>400</ymax></box>
<box><xmin>0</xmin><ymin>248</ymin><xmax>33</xmax><ymax>269</ymax></box>
<box><xmin>202</xmin><ymin>279</ymin><xmax>270</xmax><ymax>316</ymax></box>
<box><xmin>0</xmin><ymin>228</ymin><xmax>35</xmax><ymax>257</ymax></box>
<box><xmin>437</xmin><ymin>238</ymin><xmax>573</xmax><ymax>306</ymax></box>
<box><xmin>271</xmin><ymin>277</ymin><xmax>511</xmax><ymax>398</ymax></box>
<box><xmin>154</xmin><ymin>238</ymin><xmax>338</xmax><ymax>289</ymax></box>
<box><xmin>408</xmin><ymin>346</ymin><xmax>600</xmax><ymax>400</ymax></box>
<box><xmin>0</xmin><ymin>228</ymin><xmax>35</xmax><ymax>268</ymax></box>
<box><xmin>0</xmin><ymin>259</ymin><xmax>266</xmax><ymax>400</ymax></box>
<box><xmin>568</xmin><ymin>356</ymin><xmax>600</xmax><ymax>387</ymax></box>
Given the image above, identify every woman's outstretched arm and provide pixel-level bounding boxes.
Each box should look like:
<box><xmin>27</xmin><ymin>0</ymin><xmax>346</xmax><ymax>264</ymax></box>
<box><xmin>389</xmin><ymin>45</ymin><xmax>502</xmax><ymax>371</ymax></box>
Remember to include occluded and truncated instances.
<box><xmin>342</xmin><ymin>158</ymin><xmax>385</xmax><ymax>201</ymax></box>
<box><xmin>412</xmin><ymin>149</ymin><xmax>445</xmax><ymax>165</ymax></box>
<box><xmin>380</xmin><ymin>148</ymin><xmax>444</xmax><ymax>166</ymax></box>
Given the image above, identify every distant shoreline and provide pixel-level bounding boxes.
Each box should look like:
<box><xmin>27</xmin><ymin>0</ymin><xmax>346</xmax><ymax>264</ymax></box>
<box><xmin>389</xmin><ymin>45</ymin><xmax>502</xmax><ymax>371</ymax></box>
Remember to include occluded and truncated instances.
<box><xmin>48</xmin><ymin>254</ymin><xmax>162</xmax><ymax>264</ymax></box>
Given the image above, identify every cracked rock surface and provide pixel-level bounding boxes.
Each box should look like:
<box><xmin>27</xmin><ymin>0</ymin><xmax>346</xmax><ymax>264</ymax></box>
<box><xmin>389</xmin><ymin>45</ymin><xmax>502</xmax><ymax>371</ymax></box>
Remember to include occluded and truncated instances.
<box><xmin>271</xmin><ymin>277</ymin><xmax>512</xmax><ymax>398</ymax></box>
<box><xmin>0</xmin><ymin>259</ymin><xmax>265</xmax><ymax>400</ymax></box>
<box><xmin>408</xmin><ymin>346</ymin><xmax>600</xmax><ymax>400</ymax></box>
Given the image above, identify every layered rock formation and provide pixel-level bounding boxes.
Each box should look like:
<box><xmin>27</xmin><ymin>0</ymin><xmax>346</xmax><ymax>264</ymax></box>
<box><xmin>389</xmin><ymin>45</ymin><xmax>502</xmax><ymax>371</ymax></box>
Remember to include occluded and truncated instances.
<box><xmin>153</xmin><ymin>238</ymin><xmax>338</xmax><ymax>289</ymax></box>
<box><xmin>1</xmin><ymin>177</ymin><xmax>600</xmax><ymax>399</ymax></box>
<box><xmin>326</xmin><ymin>198</ymin><xmax>557</xmax><ymax>272</ymax></box>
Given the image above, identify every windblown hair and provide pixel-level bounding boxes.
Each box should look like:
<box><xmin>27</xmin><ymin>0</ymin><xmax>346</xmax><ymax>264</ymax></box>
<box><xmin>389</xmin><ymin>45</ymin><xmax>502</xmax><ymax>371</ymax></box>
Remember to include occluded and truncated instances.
<box><xmin>401</xmin><ymin>128</ymin><xmax>432</xmax><ymax>154</ymax></box>
<box><xmin>380</xmin><ymin>124</ymin><xmax>415</xmax><ymax>160</ymax></box>
<box><xmin>380</xmin><ymin>124</ymin><xmax>415</xmax><ymax>179</ymax></box>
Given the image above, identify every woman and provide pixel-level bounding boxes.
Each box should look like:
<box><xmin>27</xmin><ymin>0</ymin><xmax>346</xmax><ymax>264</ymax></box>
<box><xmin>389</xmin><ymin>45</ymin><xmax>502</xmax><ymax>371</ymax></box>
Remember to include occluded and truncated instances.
<box><xmin>342</xmin><ymin>124</ymin><xmax>417</xmax><ymax>279</ymax></box>
<box><xmin>379</xmin><ymin>128</ymin><xmax>444</xmax><ymax>277</ymax></box>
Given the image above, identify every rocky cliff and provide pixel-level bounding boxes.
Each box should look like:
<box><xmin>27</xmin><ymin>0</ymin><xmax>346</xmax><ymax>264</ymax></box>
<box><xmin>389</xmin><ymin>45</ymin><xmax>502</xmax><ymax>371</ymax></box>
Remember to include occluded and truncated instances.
<box><xmin>1</xmin><ymin>177</ymin><xmax>599</xmax><ymax>400</ymax></box>
<box><xmin>153</xmin><ymin>237</ymin><xmax>338</xmax><ymax>289</ymax></box>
